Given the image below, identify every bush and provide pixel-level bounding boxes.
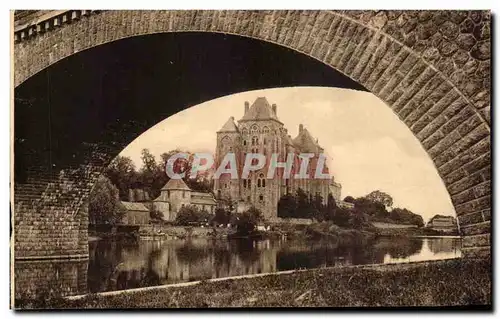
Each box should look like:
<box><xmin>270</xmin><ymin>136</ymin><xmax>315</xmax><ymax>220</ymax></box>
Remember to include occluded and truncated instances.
<box><xmin>175</xmin><ymin>205</ymin><xmax>212</xmax><ymax>226</ymax></box>
<box><xmin>235</xmin><ymin>206</ymin><xmax>263</xmax><ymax>235</ymax></box>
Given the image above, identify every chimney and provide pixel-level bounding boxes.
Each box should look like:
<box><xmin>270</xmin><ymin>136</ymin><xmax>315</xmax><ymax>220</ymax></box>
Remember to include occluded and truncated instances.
<box><xmin>272</xmin><ymin>103</ymin><xmax>277</xmax><ymax>115</ymax></box>
<box><xmin>299</xmin><ymin>124</ymin><xmax>304</xmax><ymax>133</ymax></box>
<box><xmin>244</xmin><ymin>101</ymin><xmax>249</xmax><ymax>114</ymax></box>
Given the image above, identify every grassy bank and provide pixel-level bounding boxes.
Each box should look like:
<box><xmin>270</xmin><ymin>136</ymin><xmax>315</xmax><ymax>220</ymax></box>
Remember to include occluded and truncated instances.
<box><xmin>17</xmin><ymin>258</ymin><xmax>490</xmax><ymax>309</ymax></box>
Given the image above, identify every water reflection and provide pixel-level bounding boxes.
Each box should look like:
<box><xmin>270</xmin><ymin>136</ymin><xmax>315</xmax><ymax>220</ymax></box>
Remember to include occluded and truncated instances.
<box><xmin>15</xmin><ymin>237</ymin><xmax>461</xmax><ymax>299</ymax></box>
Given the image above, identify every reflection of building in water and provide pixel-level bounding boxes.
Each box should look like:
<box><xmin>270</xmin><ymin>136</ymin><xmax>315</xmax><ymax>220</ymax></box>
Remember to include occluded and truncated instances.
<box><xmin>427</xmin><ymin>238</ymin><xmax>460</xmax><ymax>254</ymax></box>
<box><xmin>383</xmin><ymin>238</ymin><xmax>461</xmax><ymax>264</ymax></box>
<box><xmin>14</xmin><ymin>260</ymin><xmax>88</xmax><ymax>300</ymax></box>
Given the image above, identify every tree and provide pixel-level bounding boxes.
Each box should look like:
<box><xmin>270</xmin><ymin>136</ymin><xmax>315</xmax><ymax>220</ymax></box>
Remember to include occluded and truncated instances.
<box><xmin>138</xmin><ymin>148</ymin><xmax>167</xmax><ymax>199</ymax></box>
<box><xmin>235</xmin><ymin>206</ymin><xmax>263</xmax><ymax>235</ymax></box>
<box><xmin>323</xmin><ymin>193</ymin><xmax>337</xmax><ymax>222</ymax></box>
<box><xmin>331</xmin><ymin>207</ymin><xmax>351</xmax><ymax>227</ymax></box>
<box><xmin>277</xmin><ymin>193</ymin><xmax>297</xmax><ymax>218</ymax></box>
<box><xmin>150</xmin><ymin>206</ymin><xmax>164</xmax><ymax>222</ymax></box>
<box><xmin>175</xmin><ymin>205</ymin><xmax>201</xmax><ymax>225</ymax></box>
<box><xmin>391</xmin><ymin>208</ymin><xmax>425</xmax><ymax>227</ymax></box>
<box><xmin>343</xmin><ymin>196</ymin><xmax>355</xmax><ymax>203</ymax></box>
<box><xmin>213</xmin><ymin>207</ymin><xmax>230</xmax><ymax>225</ymax></box>
<box><xmin>174</xmin><ymin>205</ymin><xmax>212</xmax><ymax>226</ymax></box>
<box><xmin>364</xmin><ymin>190</ymin><xmax>393</xmax><ymax>208</ymax></box>
<box><xmin>295</xmin><ymin>188</ymin><xmax>310</xmax><ymax>218</ymax></box>
<box><xmin>89</xmin><ymin>175</ymin><xmax>126</xmax><ymax>225</ymax></box>
<box><xmin>104</xmin><ymin>155</ymin><xmax>139</xmax><ymax>200</ymax></box>
<box><xmin>353</xmin><ymin>197</ymin><xmax>388</xmax><ymax>218</ymax></box>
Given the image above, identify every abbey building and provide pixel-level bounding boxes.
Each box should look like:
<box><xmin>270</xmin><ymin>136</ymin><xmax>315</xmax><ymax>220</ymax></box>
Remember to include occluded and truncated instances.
<box><xmin>214</xmin><ymin>97</ymin><xmax>343</xmax><ymax>220</ymax></box>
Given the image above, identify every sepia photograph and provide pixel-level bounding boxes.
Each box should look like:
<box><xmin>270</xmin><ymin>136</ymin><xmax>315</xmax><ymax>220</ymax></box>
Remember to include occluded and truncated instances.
<box><xmin>10</xmin><ymin>8</ymin><xmax>491</xmax><ymax>309</ymax></box>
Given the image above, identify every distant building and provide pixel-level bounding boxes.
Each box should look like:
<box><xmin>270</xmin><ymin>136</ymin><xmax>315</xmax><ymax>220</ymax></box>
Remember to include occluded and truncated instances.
<box><xmin>337</xmin><ymin>200</ymin><xmax>355</xmax><ymax>210</ymax></box>
<box><xmin>427</xmin><ymin>215</ymin><xmax>457</xmax><ymax>232</ymax></box>
<box><xmin>153</xmin><ymin>178</ymin><xmax>217</xmax><ymax>221</ymax></box>
<box><xmin>120</xmin><ymin>201</ymin><xmax>151</xmax><ymax>225</ymax></box>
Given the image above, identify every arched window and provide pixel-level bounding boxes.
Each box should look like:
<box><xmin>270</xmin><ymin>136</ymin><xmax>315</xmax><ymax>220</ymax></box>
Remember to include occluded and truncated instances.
<box><xmin>251</xmin><ymin>125</ymin><xmax>259</xmax><ymax>134</ymax></box>
<box><xmin>258</xmin><ymin>173</ymin><xmax>265</xmax><ymax>188</ymax></box>
<box><xmin>221</xmin><ymin>135</ymin><xmax>231</xmax><ymax>145</ymax></box>
<box><xmin>241</xmin><ymin>128</ymin><xmax>249</xmax><ymax>135</ymax></box>
<box><xmin>251</xmin><ymin>136</ymin><xmax>258</xmax><ymax>146</ymax></box>
<box><xmin>259</xmin><ymin>195</ymin><xmax>264</xmax><ymax>202</ymax></box>
<box><xmin>243</xmin><ymin>179</ymin><xmax>247</xmax><ymax>188</ymax></box>
<box><xmin>243</xmin><ymin>140</ymin><xmax>247</xmax><ymax>146</ymax></box>
<box><xmin>263</xmin><ymin>138</ymin><xmax>267</xmax><ymax>145</ymax></box>
<box><xmin>263</xmin><ymin>126</ymin><xmax>270</xmax><ymax>134</ymax></box>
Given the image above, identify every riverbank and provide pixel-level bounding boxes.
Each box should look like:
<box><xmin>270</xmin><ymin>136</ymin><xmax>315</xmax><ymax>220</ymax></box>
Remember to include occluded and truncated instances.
<box><xmin>17</xmin><ymin>257</ymin><xmax>490</xmax><ymax>309</ymax></box>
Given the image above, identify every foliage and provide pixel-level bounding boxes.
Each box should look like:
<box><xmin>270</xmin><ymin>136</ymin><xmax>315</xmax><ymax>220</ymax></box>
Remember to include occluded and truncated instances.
<box><xmin>364</xmin><ymin>190</ymin><xmax>393</xmax><ymax>208</ymax></box>
<box><xmin>104</xmin><ymin>149</ymin><xmax>214</xmax><ymax>202</ymax></box>
<box><xmin>89</xmin><ymin>175</ymin><xmax>126</xmax><ymax>225</ymax></box>
<box><xmin>175</xmin><ymin>205</ymin><xmax>212</xmax><ymax>226</ymax></box>
<box><xmin>105</xmin><ymin>155</ymin><xmax>139</xmax><ymax>200</ymax></box>
<box><xmin>343</xmin><ymin>196</ymin><xmax>355</xmax><ymax>203</ymax></box>
<box><xmin>235</xmin><ymin>206</ymin><xmax>263</xmax><ymax>235</ymax></box>
<box><xmin>149</xmin><ymin>206</ymin><xmax>164</xmax><ymax>222</ymax></box>
<box><xmin>278</xmin><ymin>188</ymin><xmax>424</xmax><ymax>230</ymax></box>
<box><xmin>213</xmin><ymin>207</ymin><xmax>231</xmax><ymax>225</ymax></box>
<box><xmin>390</xmin><ymin>208</ymin><xmax>425</xmax><ymax>227</ymax></box>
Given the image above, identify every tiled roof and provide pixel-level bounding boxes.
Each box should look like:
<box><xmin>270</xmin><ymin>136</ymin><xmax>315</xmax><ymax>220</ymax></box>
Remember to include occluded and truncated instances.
<box><xmin>191</xmin><ymin>192</ymin><xmax>217</xmax><ymax>205</ymax></box>
<box><xmin>161</xmin><ymin>178</ymin><xmax>191</xmax><ymax>191</ymax></box>
<box><xmin>218</xmin><ymin>116</ymin><xmax>239</xmax><ymax>132</ymax></box>
<box><xmin>239</xmin><ymin>97</ymin><xmax>280</xmax><ymax>122</ymax></box>
<box><xmin>292</xmin><ymin>126</ymin><xmax>323</xmax><ymax>153</ymax></box>
<box><xmin>120</xmin><ymin>201</ymin><xmax>150</xmax><ymax>212</ymax></box>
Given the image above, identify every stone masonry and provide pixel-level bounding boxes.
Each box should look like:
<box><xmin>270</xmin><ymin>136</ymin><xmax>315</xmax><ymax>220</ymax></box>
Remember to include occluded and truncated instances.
<box><xmin>13</xmin><ymin>10</ymin><xmax>491</xmax><ymax>258</ymax></box>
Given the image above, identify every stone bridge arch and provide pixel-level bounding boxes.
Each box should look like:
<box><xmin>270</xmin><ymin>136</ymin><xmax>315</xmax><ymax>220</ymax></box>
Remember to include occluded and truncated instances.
<box><xmin>13</xmin><ymin>10</ymin><xmax>491</xmax><ymax>259</ymax></box>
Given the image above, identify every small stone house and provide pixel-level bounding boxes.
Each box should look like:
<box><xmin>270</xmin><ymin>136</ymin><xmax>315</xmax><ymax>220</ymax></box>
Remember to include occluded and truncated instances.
<box><xmin>427</xmin><ymin>215</ymin><xmax>457</xmax><ymax>231</ymax></box>
<box><xmin>153</xmin><ymin>178</ymin><xmax>217</xmax><ymax>222</ymax></box>
<box><xmin>120</xmin><ymin>201</ymin><xmax>151</xmax><ymax>225</ymax></box>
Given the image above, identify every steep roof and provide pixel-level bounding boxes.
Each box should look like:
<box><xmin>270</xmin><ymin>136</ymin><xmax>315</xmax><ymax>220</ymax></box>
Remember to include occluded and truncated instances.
<box><xmin>191</xmin><ymin>192</ymin><xmax>217</xmax><ymax>205</ymax></box>
<box><xmin>120</xmin><ymin>201</ymin><xmax>149</xmax><ymax>212</ymax></box>
<box><xmin>293</xmin><ymin>126</ymin><xmax>323</xmax><ymax>153</ymax></box>
<box><xmin>161</xmin><ymin>178</ymin><xmax>191</xmax><ymax>191</ymax></box>
<box><xmin>239</xmin><ymin>97</ymin><xmax>280</xmax><ymax>122</ymax></box>
<box><xmin>218</xmin><ymin>116</ymin><xmax>239</xmax><ymax>133</ymax></box>
<box><xmin>284</xmin><ymin>134</ymin><xmax>295</xmax><ymax>147</ymax></box>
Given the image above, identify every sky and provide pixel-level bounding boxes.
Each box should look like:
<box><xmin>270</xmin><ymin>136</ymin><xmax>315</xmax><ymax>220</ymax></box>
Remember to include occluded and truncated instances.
<box><xmin>120</xmin><ymin>87</ymin><xmax>455</xmax><ymax>222</ymax></box>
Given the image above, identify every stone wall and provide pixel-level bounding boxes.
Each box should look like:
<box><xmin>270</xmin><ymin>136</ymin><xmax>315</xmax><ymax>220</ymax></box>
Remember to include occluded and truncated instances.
<box><xmin>13</xmin><ymin>10</ymin><xmax>491</xmax><ymax>257</ymax></box>
<box><xmin>14</xmin><ymin>259</ymin><xmax>88</xmax><ymax>302</ymax></box>
<box><xmin>13</xmin><ymin>143</ymin><xmax>110</xmax><ymax>259</ymax></box>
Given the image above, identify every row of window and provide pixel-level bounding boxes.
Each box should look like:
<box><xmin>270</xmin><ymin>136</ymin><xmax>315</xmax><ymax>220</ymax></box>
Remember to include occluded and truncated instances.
<box><xmin>241</xmin><ymin>125</ymin><xmax>272</xmax><ymax>135</ymax></box>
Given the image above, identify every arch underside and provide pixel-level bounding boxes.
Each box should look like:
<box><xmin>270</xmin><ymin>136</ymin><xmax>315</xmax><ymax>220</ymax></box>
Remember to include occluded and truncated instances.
<box><xmin>13</xmin><ymin>10</ymin><xmax>491</xmax><ymax>258</ymax></box>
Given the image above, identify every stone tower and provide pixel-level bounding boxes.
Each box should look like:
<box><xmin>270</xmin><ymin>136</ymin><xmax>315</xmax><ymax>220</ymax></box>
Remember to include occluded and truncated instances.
<box><xmin>214</xmin><ymin>97</ymin><xmax>341</xmax><ymax>220</ymax></box>
<box><xmin>214</xmin><ymin>116</ymin><xmax>242</xmax><ymax>204</ymax></box>
<box><xmin>237</xmin><ymin>97</ymin><xmax>287</xmax><ymax>219</ymax></box>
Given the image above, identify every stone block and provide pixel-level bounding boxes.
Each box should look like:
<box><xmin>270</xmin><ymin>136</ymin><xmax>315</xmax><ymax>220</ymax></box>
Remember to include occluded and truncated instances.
<box><xmin>462</xmin><ymin>233</ymin><xmax>490</xmax><ymax>248</ymax></box>
<box><xmin>460</xmin><ymin>221</ymin><xmax>490</xmax><ymax>236</ymax></box>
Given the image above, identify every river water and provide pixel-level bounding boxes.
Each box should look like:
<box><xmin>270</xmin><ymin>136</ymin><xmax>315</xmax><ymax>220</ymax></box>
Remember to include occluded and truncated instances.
<box><xmin>14</xmin><ymin>236</ymin><xmax>461</xmax><ymax>300</ymax></box>
<box><xmin>87</xmin><ymin>236</ymin><xmax>461</xmax><ymax>293</ymax></box>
